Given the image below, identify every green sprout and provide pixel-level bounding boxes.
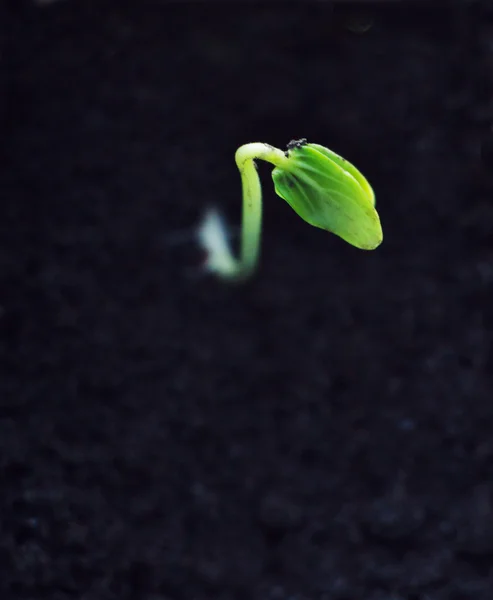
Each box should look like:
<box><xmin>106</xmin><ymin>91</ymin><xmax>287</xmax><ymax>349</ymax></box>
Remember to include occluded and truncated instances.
<box><xmin>198</xmin><ymin>139</ymin><xmax>382</xmax><ymax>281</ymax></box>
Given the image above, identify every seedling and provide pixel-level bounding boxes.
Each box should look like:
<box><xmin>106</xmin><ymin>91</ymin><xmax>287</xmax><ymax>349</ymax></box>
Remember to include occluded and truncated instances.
<box><xmin>198</xmin><ymin>139</ymin><xmax>382</xmax><ymax>282</ymax></box>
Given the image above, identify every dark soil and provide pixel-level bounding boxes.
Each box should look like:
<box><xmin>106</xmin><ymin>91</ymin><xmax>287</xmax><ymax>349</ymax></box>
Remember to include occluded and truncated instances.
<box><xmin>1</xmin><ymin>1</ymin><xmax>493</xmax><ymax>599</ymax></box>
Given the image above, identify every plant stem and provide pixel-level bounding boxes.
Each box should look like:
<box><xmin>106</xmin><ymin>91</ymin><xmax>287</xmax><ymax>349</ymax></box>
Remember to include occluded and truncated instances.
<box><xmin>199</xmin><ymin>143</ymin><xmax>289</xmax><ymax>281</ymax></box>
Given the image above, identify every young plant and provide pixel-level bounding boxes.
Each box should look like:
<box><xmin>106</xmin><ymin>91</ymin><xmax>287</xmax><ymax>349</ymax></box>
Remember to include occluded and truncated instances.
<box><xmin>198</xmin><ymin>139</ymin><xmax>382</xmax><ymax>282</ymax></box>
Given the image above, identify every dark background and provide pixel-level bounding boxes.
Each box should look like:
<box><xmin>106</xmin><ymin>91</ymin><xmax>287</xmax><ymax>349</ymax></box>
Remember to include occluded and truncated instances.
<box><xmin>1</xmin><ymin>1</ymin><xmax>493</xmax><ymax>599</ymax></box>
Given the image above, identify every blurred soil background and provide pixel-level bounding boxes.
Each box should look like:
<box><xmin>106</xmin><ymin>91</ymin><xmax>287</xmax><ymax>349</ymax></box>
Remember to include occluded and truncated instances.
<box><xmin>1</xmin><ymin>1</ymin><xmax>493</xmax><ymax>599</ymax></box>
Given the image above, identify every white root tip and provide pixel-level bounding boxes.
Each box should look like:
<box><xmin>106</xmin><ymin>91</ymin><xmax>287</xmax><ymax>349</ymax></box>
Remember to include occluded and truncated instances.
<box><xmin>197</xmin><ymin>208</ymin><xmax>238</xmax><ymax>277</ymax></box>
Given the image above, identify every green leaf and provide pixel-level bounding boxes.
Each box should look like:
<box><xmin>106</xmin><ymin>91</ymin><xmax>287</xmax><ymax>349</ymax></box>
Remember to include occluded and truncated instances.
<box><xmin>271</xmin><ymin>141</ymin><xmax>382</xmax><ymax>250</ymax></box>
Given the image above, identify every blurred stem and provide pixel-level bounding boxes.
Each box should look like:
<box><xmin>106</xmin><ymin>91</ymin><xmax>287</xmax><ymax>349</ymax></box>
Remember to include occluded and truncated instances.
<box><xmin>199</xmin><ymin>143</ymin><xmax>289</xmax><ymax>281</ymax></box>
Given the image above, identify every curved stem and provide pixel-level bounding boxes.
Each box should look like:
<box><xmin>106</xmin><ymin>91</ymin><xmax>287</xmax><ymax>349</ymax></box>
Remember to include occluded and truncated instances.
<box><xmin>198</xmin><ymin>143</ymin><xmax>289</xmax><ymax>281</ymax></box>
<box><xmin>235</xmin><ymin>143</ymin><xmax>287</xmax><ymax>278</ymax></box>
